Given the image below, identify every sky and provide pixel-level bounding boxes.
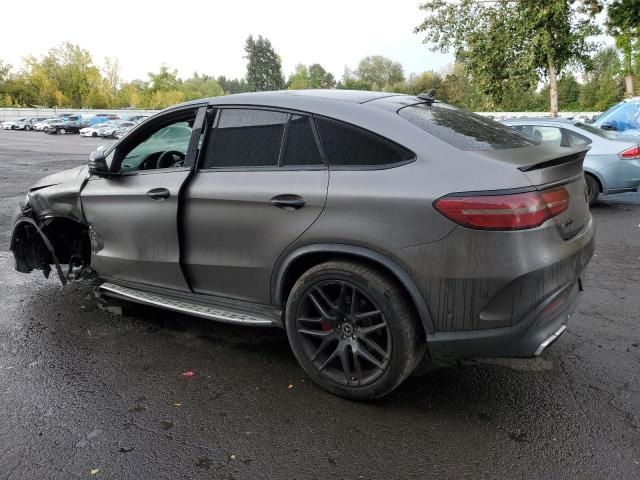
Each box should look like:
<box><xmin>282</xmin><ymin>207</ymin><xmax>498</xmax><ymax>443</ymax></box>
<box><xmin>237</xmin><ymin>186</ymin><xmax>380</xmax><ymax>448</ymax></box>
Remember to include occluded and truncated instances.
<box><xmin>1</xmin><ymin>0</ymin><xmax>454</xmax><ymax>82</ymax></box>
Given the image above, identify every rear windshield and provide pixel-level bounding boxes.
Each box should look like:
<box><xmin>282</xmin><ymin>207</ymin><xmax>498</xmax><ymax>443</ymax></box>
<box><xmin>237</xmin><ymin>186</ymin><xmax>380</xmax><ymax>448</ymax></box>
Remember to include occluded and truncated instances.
<box><xmin>575</xmin><ymin>122</ymin><xmax>616</xmax><ymax>140</ymax></box>
<box><xmin>398</xmin><ymin>103</ymin><xmax>539</xmax><ymax>151</ymax></box>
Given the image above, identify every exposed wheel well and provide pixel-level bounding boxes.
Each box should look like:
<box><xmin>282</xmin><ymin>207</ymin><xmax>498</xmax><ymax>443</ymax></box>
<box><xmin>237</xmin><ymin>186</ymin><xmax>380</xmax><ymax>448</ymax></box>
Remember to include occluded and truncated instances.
<box><xmin>279</xmin><ymin>251</ymin><xmax>427</xmax><ymax>339</ymax></box>
<box><xmin>12</xmin><ymin>216</ymin><xmax>91</xmax><ymax>278</ymax></box>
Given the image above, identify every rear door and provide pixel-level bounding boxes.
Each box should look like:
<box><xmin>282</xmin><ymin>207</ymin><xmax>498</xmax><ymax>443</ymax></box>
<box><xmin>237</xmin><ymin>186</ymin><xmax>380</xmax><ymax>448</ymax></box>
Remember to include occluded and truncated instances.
<box><xmin>182</xmin><ymin>108</ymin><xmax>328</xmax><ymax>304</ymax></box>
<box><xmin>81</xmin><ymin>106</ymin><xmax>206</xmax><ymax>290</ymax></box>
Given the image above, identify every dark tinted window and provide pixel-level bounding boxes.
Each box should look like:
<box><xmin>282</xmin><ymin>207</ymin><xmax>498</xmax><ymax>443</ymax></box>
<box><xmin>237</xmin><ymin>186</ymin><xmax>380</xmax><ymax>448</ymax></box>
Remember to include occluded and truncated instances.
<box><xmin>398</xmin><ymin>103</ymin><xmax>539</xmax><ymax>151</ymax></box>
<box><xmin>281</xmin><ymin>115</ymin><xmax>322</xmax><ymax>166</ymax></box>
<box><xmin>204</xmin><ymin>109</ymin><xmax>287</xmax><ymax>168</ymax></box>
<box><xmin>316</xmin><ymin>118</ymin><xmax>413</xmax><ymax>167</ymax></box>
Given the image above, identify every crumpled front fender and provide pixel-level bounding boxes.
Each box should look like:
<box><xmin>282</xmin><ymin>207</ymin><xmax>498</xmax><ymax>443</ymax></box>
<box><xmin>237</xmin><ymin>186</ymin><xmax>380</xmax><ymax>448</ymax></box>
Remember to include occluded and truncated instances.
<box><xmin>10</xmin><ymin>205</ymin><xmax>67</xmax><ymax>285</ymax></box>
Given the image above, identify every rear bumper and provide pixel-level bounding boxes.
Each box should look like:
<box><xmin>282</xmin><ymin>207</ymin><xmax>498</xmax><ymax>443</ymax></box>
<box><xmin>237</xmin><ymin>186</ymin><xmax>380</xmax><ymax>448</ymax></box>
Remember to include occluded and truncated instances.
<box><xmin>394</xmin><ymin>207</ymin><xmax>595</xmax><ymax>358</ymax></box>
<box><xmin>426</xmin><ymin>280</ymin><xmax>581</xmax><ymax>358</ymax></box>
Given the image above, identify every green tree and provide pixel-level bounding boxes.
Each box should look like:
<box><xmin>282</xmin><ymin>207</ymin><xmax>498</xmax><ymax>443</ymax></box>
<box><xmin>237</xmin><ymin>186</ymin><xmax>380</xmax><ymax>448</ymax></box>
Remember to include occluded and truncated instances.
<box><xmin>147</xmin><ymin>65</ymin><xmax>179</xmax><ymax>92</ymax></box>
<box><xmin>337</xmin><ymin>67</ymin><xmax>372</xmax><ymax>90</ymax></box>
<box><xmin>216</xmin><ymin>76</ymin><xmax>251</xmax><ymax>94</ymax></box>
<box><xmin>557</xmin><ymin>74</ymin><xmax>582</xmax><ymax>110</ymax></box>
<box><xmin>579</xmin><ymin>46</ymin><xmax>624</xmax><ymax>111</ymax></box>
<box><xmin>244</xmin><ymin>35</ymin><xmax>285</xmax><ymax>91</ymax></box>
<box><xmin>416</xmin><ymin>0</ymin><xmax>600</xmax><ymax>116</ymax></box>
<box><xmin>102</xmin><ymin>57</ymin><xmax>121</xmax><ymax>96</ymax></box>
<box><xmin>354</xmin><ymin>55</ymin><xmax>404</xmax><ymax>91</ymax></box>
<box><xmin>0</xmin><ymin>60</ymin><xmax>11</xmax><ymax>87</ymax></box>
<box><xmin>48</xmin><ymin>42</ymin><xmax>100</xmax><ymax>107</ymax></box>
<box><xmin>180</xmin><ymin>73</ymin><xmax>224</xmax><ymax>100</ymax></box>
<box><xmin>308</xmin><ymin>64</ymin><xmax>336</xmax><ymax>89</ymax></box>
<box><xmin>287</xmin><ymin>64</ymin><xmax>310</xmax><ymax>89</ymax></box>
<box><xmin>606</xmin><ymin>0</ymin><xmax>640</xmax><ymax>96</ymax></box>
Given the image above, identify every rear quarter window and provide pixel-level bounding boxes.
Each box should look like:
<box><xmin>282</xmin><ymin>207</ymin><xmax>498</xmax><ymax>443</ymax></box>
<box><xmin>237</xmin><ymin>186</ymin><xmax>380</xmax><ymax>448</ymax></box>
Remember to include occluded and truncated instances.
<box><xmin>398</xmin><ymin>103</ymin><xmax>539</xmax><ymax>151</ymax></box>
<box><xmin>315</xmin><ymin>117</ymin><xmax>414</xmax><ymax>167</ymax></box>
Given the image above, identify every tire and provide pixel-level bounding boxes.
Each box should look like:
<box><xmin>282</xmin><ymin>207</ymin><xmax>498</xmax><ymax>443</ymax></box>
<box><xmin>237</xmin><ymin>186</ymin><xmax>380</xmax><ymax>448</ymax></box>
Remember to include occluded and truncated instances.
<box><xmin>285</xmin><ymin>260</ymin><xmax>425</xmax><ymax>400</ymax></box>
<box><xmin>59</xmin><ymin>128</ymin><xmax>66</xmax><ymax>135</ymax></box>
<box><xmin>92</xmin><ymin>132</ymin><xmax>97</xmax><ymax>137</ymax></box>
<box><xmin>25</xmin><ymin>125</ymin><xmax>31</xmax><ymax>131</ymax></box>
<box><xmin>585</xmin><ymin>173</ymin><xmax>600</xmax><ymax>206</ymax></box>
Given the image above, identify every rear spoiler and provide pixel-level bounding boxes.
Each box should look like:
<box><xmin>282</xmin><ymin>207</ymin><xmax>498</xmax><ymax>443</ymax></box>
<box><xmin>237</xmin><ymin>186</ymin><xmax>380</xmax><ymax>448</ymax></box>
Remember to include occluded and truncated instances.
<box><xmin>518</xmin><ymin>152</ymin><xmax>585</xmax><ymax>172</ymax></box>
<box><xmin>476</xmin><ymin>144</ymin><xmax>589</xmax><ymax>187</ymax></box>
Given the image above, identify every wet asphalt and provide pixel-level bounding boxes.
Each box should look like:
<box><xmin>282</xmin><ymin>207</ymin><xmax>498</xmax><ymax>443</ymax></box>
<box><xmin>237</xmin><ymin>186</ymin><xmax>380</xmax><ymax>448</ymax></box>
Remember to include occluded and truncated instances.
<box><xmin>0</xmin><ymin>129</ymin><xmax>639</xmax><ymax>479</ymax></box>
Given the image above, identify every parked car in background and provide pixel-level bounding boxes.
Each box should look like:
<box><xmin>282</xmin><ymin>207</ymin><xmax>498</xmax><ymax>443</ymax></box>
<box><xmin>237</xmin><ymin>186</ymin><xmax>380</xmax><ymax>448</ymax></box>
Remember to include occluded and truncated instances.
<box><xmin>11</xmin><ymin>117</ymin><xmax>48</xmax><ymax>130</ymax></box>
<box><xmin>80</xmin><ymin>123</ymin><xmax>112</xmax><ymax>137</ymax></box>
<box><xmin>44</xmin><ymin>117</ymin><xmax>89</xmax><ymax>135</ymax></box>
<box><xmin>99</xmin><ymin>120</ymin><xmax>136</xmax><ymax>138</ymax></box>
<box><xmin>1</xmin><ymin>118</ymin><xmax>26</xmax><ymax>130</ymax></box>
<box><xmin>88</xmin><ymin>114</ymin><xmax>120</xmax><ymax>125</ymax></box>
<box><xmin>11</xmin><ymin>90</ymin><xmax>594</xmax><ymax>400</ymax></box>
<box><xmin>592</xmin><ymin>97</ymin><xmax>640</xmax><ymax>136</ymax></box>
<box><xmin>33</xmin><ymin>119</ymin><xmax>58</xmax><ymax>131</ymax></box>
<box><xmin>503</xmin><ymin>117</ymin><xmax>640</xmax><ymax>205</ymax></box>
<box><xmin>122</xmin><ymin>115</ymin><xmax>149</xmax><ymax>123</ymax></box>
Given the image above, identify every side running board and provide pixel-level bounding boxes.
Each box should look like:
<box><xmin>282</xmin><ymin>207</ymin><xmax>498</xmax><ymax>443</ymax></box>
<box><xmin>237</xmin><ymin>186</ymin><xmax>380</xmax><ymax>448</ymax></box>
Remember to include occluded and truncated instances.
<box><xmin>99</xmin><ymin>283</ymin><xmax>277</xmax><ymax>327</ymax></box>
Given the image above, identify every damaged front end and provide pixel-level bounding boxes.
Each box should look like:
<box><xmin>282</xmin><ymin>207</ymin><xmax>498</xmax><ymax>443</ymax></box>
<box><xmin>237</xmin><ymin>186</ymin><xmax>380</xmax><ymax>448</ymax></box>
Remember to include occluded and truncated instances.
<box><xmin>10</xmin><ymin>167</ymin><xmax>91</xmax><ymax>285</ymax></box>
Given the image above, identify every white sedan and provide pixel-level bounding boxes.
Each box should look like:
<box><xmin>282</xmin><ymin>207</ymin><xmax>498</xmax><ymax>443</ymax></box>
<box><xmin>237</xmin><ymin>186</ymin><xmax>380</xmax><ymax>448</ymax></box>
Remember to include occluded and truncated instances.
<box><xmin>98</xmin><ymin>121</ymin><xmax>136</xmax><ymax>138</ymax></box>
<box><xmin>33</xmin><ymin>119</ymin><xmax>58</xmax><ymax>131</ymax></box>
<box><xmin>1</xmin><ymin>118</ymin><xmax>24</xmax><ymax>130</ymax></box>
<box><xmin>80</xmin><ymin>122</ymin><xmax>112</xmax><ymax>137</ymax></box>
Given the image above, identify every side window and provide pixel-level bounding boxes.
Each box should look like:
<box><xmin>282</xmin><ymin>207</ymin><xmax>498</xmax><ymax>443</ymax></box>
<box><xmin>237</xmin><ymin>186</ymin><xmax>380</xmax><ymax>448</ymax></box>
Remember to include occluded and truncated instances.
<box><xmin>203</xmin><ymin>109</ymin><xmax>287</xmax><ymax>168</ymax></box>
<box><xmin>315</xmin><ymin>117</ymin><xmax>413</xmax><ymax>167</ymax></box>
<box><xmin>528</xmin><ymin>126</ymin><xmax>563</xmax><ymax>146</ymax></box>
<box><xmin>564</xmin><ymin>129</ymin><xmax>592</xmax><ymax>146</ymax></box>
<box><xmin>119</xmin><ymin>116</ymin><xmax>194</xmax><ymax>172</ymax></box>
<box><xmin>281</xmin><ymin>115</ymin><xmax>322</xmax><ymax>166</ymax></box>
<box><xmin>512</xmin><ymin>125</ymin><xmax>535</xmax><ymax>137</ymax></box>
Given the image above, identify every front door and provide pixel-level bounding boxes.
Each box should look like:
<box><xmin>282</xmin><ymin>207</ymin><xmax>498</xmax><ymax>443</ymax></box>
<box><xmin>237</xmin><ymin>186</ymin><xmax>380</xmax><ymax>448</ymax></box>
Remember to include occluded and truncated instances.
<box><xmin>81</xmin><ymin>106</ymin><xmax>206</xmax><ymax>290</ymax></box>
<box><xmin>182</xmin><ymin>108</ymin><xmax>329</xmax><ymax>304</ymax></box>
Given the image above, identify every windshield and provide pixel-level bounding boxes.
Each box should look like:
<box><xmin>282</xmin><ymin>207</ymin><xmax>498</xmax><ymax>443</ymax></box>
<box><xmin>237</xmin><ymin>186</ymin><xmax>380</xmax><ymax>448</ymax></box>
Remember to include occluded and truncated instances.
<box><xmin>594</xmin><ymin>100</ymin><xmax>640</xmax><ymax>132</ymax></box>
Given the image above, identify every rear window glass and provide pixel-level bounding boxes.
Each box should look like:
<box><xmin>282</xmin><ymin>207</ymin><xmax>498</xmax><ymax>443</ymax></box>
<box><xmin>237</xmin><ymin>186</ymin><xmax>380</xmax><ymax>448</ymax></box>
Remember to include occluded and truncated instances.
<box><xmin>316</xmin><ymin>118</ymin><xmax>414</xmax><ymax>167</ymax></box>
<box><xmin>398</xmin><ymin>103</ymin><xmax>539</xmax><ymax>151</ymax></box>
<box><xmin>282</xmin><ymin>115</ymin><xmax>323</xmax><ymax>166</ymax></box>
<box><xmin>204</xmin><ymin>109</ymin><xmax>287</xmax><ymax>168</ymax></box>
<box><xmin>575</xmin><ymin>122</ymin><xmax>616</xmax><ymax>140</ymax></box>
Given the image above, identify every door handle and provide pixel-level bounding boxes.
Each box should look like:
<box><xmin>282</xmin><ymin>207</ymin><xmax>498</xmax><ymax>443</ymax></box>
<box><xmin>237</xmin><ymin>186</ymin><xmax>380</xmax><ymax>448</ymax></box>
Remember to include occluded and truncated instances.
<box><xmin>270</xmin><ymin>194</ymin><xmax>305</xmax><ymax>210</ymax></box>
<box><xmin>146</xmin><ymin>188</ymin><xmax>170</xmax><ymax>200</ymax></box>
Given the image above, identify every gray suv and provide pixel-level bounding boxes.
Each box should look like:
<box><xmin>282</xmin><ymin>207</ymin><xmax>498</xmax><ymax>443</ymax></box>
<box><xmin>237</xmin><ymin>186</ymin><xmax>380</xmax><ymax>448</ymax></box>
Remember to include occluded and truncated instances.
<box><xmin>11</xmin><ymin>90</ymin><xmax>594</xmax><ymax>399</ymax></box>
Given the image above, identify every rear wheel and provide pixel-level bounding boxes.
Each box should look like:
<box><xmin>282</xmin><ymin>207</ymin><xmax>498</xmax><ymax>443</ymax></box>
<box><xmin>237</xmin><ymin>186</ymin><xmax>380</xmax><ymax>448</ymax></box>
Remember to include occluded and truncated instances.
<box><xmin>58</xmin><ymin>128</ymin><xmax>66</xmax><ymax>135</ymax></box>
<box><xmin>24</xmin><ymin>125</ymin><xmax>31</xmax><ymax>131</ymax></box>
<box><xmin>585</xmin><ymin>173</ymin><xmax>600</xmax><ymax>206</ymax></box>
<box><xmin>285</xmin><ymin>260</ymin><xmax>425</xmax><ymax>400</ymax></box>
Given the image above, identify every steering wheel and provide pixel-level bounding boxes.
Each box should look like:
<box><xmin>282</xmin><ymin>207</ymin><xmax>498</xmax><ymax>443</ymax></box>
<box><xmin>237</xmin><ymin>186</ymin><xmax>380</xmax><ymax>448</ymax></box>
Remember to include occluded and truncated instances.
<box><xmin>156</xmin><ymin>150</ymin><xmax>186</xmax><ymax>169</ymax></box>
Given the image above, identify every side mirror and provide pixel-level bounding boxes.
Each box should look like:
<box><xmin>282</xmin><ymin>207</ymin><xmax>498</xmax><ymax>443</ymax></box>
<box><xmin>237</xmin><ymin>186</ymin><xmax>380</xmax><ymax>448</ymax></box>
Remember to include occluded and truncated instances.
<box><xmin>88</xmin><ymin>149</ymin><xmax>111</xmax><ymax>176</ymax></box>
<box><xmin>600</xmin><ymin>122</ymin><xmax>617</xmax><ymax>131</ymax></box>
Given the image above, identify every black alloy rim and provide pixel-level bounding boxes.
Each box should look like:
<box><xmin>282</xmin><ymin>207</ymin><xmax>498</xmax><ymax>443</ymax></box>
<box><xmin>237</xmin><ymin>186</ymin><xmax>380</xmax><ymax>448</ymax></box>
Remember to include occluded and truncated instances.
<box><xmin>295</xmin><ymin>280</ymin><xmax>392</xmax><ymax>387</ymax></box>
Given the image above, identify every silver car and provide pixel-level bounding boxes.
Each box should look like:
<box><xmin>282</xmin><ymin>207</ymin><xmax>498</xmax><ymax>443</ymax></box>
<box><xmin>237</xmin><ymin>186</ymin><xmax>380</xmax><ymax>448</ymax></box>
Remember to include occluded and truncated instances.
<box><xmin>503</xmin><ymin>117</ymin><xmax>640</xmax><ymax>204</ymax></box>
<box><xmin>10</xmin><ymin>91</ymin><xmax>594</xmax><ymax>399</ymax></box>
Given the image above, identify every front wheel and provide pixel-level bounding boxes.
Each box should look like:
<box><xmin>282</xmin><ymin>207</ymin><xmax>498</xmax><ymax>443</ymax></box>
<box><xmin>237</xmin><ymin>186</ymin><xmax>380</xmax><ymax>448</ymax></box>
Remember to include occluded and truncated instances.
<box><xmin>285</xmin><ymin>260</ymin><xmax>425</xmax><ymax>400</ymax></box>
<box><xmin>58</xmin><ymin>128</ymin><xmax>66</xmax><ymax>135</ymax></box>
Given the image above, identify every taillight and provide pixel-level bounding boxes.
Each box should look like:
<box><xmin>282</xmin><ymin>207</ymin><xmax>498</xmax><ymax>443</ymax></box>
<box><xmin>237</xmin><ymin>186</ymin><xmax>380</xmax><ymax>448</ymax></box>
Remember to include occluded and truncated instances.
<box><xmin>434</xmin><ymin>187</ymin><xmax>569</xmax><ymax>230</ymax></box>
<box><xmin>619</xmin><ymin>145</ymin><xmax>640</xmax><ymax>159</ymax></box>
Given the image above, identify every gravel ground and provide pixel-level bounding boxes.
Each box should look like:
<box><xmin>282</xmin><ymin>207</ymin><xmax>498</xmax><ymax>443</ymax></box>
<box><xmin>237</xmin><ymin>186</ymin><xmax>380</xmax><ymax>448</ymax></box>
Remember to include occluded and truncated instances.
<box><xmin>0</xmin><ymin>129</ymin><xmax>639</xmax><ymax>479</ymax></box>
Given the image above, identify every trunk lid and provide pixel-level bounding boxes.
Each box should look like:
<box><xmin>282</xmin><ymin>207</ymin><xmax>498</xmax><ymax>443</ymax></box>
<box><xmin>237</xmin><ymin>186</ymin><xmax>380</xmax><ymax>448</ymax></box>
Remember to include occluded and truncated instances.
<box><xmin>476</xmin><ymin>144</ymin><xmax>591</xmax><ymax>239</ymax></box>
